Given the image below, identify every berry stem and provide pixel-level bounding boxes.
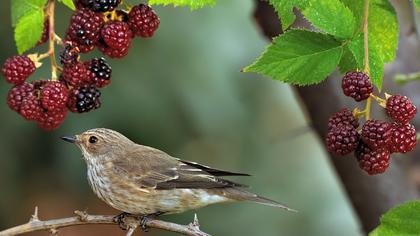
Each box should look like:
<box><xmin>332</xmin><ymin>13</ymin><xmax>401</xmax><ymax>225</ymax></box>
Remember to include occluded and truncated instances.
<box><xmin>362</xmin><ymin>0</ymin><xmax>370</xmax><ymax>74</ymax></box>
<box><xmin>369</xmin><ymin>93</ymin><xmax>386</xmax><ymax>107</ymax></box>
<box><xmin>47</xmin><ymin>0</ymin><xmax>58</xmax><ymax>81</ymax></box>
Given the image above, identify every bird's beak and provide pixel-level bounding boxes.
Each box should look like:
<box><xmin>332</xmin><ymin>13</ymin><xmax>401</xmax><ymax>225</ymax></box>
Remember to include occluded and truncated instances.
<box><xmin>61</xmin><ymin>135</ymin><xmax>78</xmax><ymax>144</ymax></box>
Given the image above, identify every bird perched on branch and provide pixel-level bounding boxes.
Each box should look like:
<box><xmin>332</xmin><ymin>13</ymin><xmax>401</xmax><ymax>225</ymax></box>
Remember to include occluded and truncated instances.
<box><xmin>61</xmin><ymin>128</ymin><xmax>294</xmax><ymax>227</ymax></box>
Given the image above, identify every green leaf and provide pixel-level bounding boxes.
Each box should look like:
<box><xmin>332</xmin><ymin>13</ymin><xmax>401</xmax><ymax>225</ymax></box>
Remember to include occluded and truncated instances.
<box><xmin>369</xmin><ymin>201</ymin><xmax>420</xmax><ymax>236</ymax></box>
<box><xmin>58</xmin><ymin>0</ymin><xmax>76</xmax><ymax>10</ymax></box>
<box><xmin>303</xmin><ymin>0</ymin><xmax>355</xmax><ymax>39</ymax></box>
<box><xmin>414</xmin><ymin>0</ymin><xmax>420</xmax><ymax>11</ymax></box>
<box><xmin>147</xmin><ymin>0</ymin><xmax>215</xmax><ymax>9</ymax></box>
<box><xmin>338</xmin><ymin>46</ymin><xmax>358</xmax><ymax>74</ymax></box>
<box><xmin>243</xmin><ymin>29</ymin><xmax>343</xmax><ymax>85</ymax></box>
<box><xmin>14</xmin><ymin>10</ymin><xmax>44</xmax><ymax>54</ymax></box>
<box><xmin>268</xmin><ymin>0</ymin><xmax>308</xmax><ymax>31</ymax></box>
<box><xmin>348</xmin><ymin>35</ymin><xmax>384</xmax><ymax>90</ymax></box>
<box><xmin>11</xmin><ymin>0</ymin><xmax>47</xmax><ymax>26</ymax></box>
<box><xmin>341</xmin><ymin>0</ymin><xmax>398</xmax><ymax>62</ymax></box>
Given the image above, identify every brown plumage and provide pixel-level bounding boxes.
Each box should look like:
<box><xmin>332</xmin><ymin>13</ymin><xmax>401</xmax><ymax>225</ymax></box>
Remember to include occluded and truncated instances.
<box><xmin>61</xmin><ymin>128</ymin><xmax>295</xmax><ymax>216</ymax></box>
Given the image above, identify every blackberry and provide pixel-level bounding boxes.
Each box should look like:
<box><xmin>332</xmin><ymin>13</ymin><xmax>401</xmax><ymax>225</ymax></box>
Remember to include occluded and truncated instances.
<box><xmin>355</xmin><ymin>141</ymin><xmax>390</xmax><ymax>175</ymax></box>
<box><xmin>361</xmin><ymin>120</ymin><xmax>391</xmax><ymax>150</ymax></box>
<box><xmin>80</xmin><ymin>0</ymin><xmax>121</xmax><ymax>12</ymax></box>
<box><xmin>328</xmin><ymin>108</ymin><xmax>359</xmax><ymax>130</ymax></box>
<box><xmin>342</xmin><ymin>71</ymin><xmax>373</xmax><ymax>102</ymax></box>
<box><xmin>19</xmin><ymin>94</ymin><xmax>43</xmax><ymax>121</ymax></box>
<box><xmin>61</xmin><ymin>61</ymin><xmax>90</xmax><ymax>87</ymax></box>
<box><xmin>66</xmin><ymin>9</ymin><xmax>104</xmax><ymax>53</ymax></box>
<box><xmin>40</xmin><ymin>81</ymin><xmax>69</xmax><ymax>111</ymax></box>
<box><xmin>67</xmin><ymin>86</ymin><xmax>101</xmax><ymax>113</ymax></box>
<box><xmin>386</xmin><ymin>94</ymin><xmax>417</xmax><ymax>124</ymax></box>
<box><xmin>325</xmin><ymin>125</ymin><xmax>359</xmax><ymax>156</ymax></box>
<box><xmin>7</xmin><ymin>83</ymin><xmax>34</xmax><ymax>112</ymax></box>
<box><xmin>389</xmin><ymin>123</ymin><xmax>417</xmax><ymax>153</ymax></box>
<box><xmin>101</xmin><ymin>21</ymin><xmax>132</xmax><ymax>49</ymax></box>
<box><xmin>85</xmin><ymin>57</ymin><xmax>112</xmax><ymax>88</ymax></box>
<box><xmin>2</xmin><ymin>55</ymin><xmax>36</xmax><ymax>85</ymax></box>
<box><xmin>38</xmin><ymin>109</ymin><xmax>68</xmax><ymax>130</ymax></box>
<box><xmin>128</xmin><ymin>4</ymin><xmax>160</xmax><ymax>38</ymax></box>
<box><xmin>37</xmin><ymin>20</ymin><xmax>49</xmax><ymax>46</ymax></box>
<box><xmin>98</xmin><ymin>40</ymin><xmax>130</xmax><ymax>58</ymax></box>
<box><xmin>59</xmin><ymin>42</ymin><xmax>80</xmax><ymax>65</ymax></box>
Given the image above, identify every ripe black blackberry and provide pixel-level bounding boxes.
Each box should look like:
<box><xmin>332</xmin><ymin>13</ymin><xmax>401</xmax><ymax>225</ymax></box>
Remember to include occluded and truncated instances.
<box><xmin>67</xmin><ymin>86</ymin><xmax>101</xmax><ymax>113</ymax></box>
<box><xmin>342</xmin><ymin>71</ymin><xmax>373</xmax><ymax>101</ymax></box>
<box><xmin>85</xmin><ymin>57</ymin><xmax>112</xmax><ymax>88</ymax></box>
<box><xmin>389</xmin><ymin>123</ymin><xmax>417</xmax><ymax>153</ymax></box>
<box><xmin>38</xmin><ymin>109</ymin><xmax>68</xmax><ymax>130</ymax></box>
<box><xmin>325</xmin><ymin>125</ymin><xmax>359</xmax><ymax>156</ymax></box>
<box><xmin>355</xmin><ymin>141</ymin><xmax>390</xmax><ymax>175</ymax></box>
<box><xmin>59</xmin><ymin>42</ymin><xmax>80</xmax><ymax>65</ymax></box>
<box><xmin>101</xmin><ymin>21</ymin><xmax>132</xmax><ymax>49</ymax></box>
<box><xmin>361</xmin><ymin>119</ymin><xmax>391</xmax><ymax>150</ymax></box>
<box><xmin>2</xmin><ymin>55</ymin><xmax>36</xmax><ymax>85</ymax></box>
<box><xmin>66</xmin><ymin>9</ymin><xmax>104</xmax><ymax>53</ymax></box>
<box><xmin>328</xmin><ymin>108</ymin><xmax>359</xmax><ymax>130</ymax></box>
<box><xmin>386</xmin><ymin>94</ymin><xmax>417</xmax><ymax>124</ymax></box>
<box><xmin>19</xmin><ymin>94</ymin><xmax>43</xmax><ymax>121</ymax></box>
<box><xmin>7</xmin><ymin>83</ymin><xmax>34</xmax><ymax>112</ymax></box>
<box><xmin>40</xmin><ymin>81</ymin><xmax>69</xmax><ymax>111</ymax></box>
<box><xmin>98</xmin><ymin>40</ymin><xmax>130</xmax><ymax>58</ymax></box>
<box><xmin>80</xmin><ymin>0</ymin><xmax>121</xmax><ymax>12</ymax></box>
<box><xmin>128</xmin><ymin>4</ymin><xmax>160</xmax><ymax>38</ymax></box>
<box><xmin>61</xmin><ymin>61</ymin><xmax>90</xmax><ymax>87</ymax></box>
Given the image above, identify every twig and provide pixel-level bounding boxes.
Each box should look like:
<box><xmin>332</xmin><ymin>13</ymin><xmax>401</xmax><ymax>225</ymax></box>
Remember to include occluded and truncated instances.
<box><xmin>0</xmin><ymin>210</ymin><xmax>210</xmax><ymax>236</ymax></box>
<box><xmin>394</xmin><ymin>72</ymin><xmax>420</xmax><ymax>85</ymax></box>
<box><xmin>362</xmin><ymin>0</ymin><xmax>371</xmax><ymax>121</ymax></box>
<box><xmin>47</xmin><ymin>0</ymin><xmax>58</xmax><ymax>81</ymax></box>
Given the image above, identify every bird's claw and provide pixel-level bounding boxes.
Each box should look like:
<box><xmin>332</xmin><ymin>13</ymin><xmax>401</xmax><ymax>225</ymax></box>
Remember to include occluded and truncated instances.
<box><xmin>139</xmin><ymin>211</ymin><xmax>164</xmax><ymax>232</ymax></box>
<box><xmin>113</xmin><ymin>212</ymin><xmax>130</xmax><ymax>230</ymax></box>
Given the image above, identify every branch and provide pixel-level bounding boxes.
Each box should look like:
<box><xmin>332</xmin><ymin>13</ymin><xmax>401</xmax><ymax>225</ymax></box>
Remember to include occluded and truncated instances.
<box><xmin>0</xmin><ymin>208</ymin><xmax>210</xmax><ymax>236</ymax></box>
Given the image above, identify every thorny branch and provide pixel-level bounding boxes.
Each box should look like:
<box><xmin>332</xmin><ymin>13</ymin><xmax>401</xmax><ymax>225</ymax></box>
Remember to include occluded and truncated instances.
<box><xmin>0</xmin><ymin>207</ymin><xmax>210</xmax><ymax>236</ymax></box>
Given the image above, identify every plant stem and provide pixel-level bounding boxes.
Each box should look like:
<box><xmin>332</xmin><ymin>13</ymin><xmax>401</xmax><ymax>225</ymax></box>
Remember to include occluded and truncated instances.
<box><xmin>394</xmin><ymin>72</ymin><xmax>420</xmax><ymax>85</ymax></box>
<box><xmin>363</xmin><ymin>0</ymin><xmax>370</xmax><ymax>74</ymax></box>
<box><xmin>47</xmin><ymin>0</ymin><xmax>58</xmax><ymax>81</ymax></box>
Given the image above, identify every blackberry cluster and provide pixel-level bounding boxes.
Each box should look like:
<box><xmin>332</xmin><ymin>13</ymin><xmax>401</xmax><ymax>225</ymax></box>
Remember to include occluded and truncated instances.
<box><xmin>326</xmin><ymin>70</ymin><xmax>418</xmax><ymax>175</ymax></box>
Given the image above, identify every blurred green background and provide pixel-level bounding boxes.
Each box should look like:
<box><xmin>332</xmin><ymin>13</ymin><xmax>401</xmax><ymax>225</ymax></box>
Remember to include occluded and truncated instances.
<box><xmin>0</xmin><ymin>0</ymin><xmax>362</xmax><ymax>235</ymax></box>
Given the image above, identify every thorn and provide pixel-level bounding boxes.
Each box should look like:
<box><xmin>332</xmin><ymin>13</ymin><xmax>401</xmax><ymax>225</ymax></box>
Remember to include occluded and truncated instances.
<box><xmin>49</xmin><ymin>228</ymin><xmax>58</xmax><ymax>236</ymax></box>
<box><xmin>193</xmin><ymin>213</ymin><xmax>199</xmax><ymax>227</ymax></box>
<box><xmin>74</xmin><ymin>210</ymin><xmax>88</xmax><ymax>222</ymax></box>
<box><xmin>30</xmin><ymin>206</ymin><xmax>40</xmax><ymax>222</ymax></box>
<box><xmin>125</xmin><ymin>227</ymin><xmax>137</xmax><ymax>236</ymax></box>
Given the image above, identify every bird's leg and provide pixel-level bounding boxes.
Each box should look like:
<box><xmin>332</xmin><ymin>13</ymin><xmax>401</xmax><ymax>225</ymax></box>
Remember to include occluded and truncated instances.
<box><xmin>113</xmin><ymin>212</ymin><xmax>131</xmax><ymax>230</ymax></box>
<box><xmin>139</xmin><ymin>211</ymin><xmax>164</xmax><ymax>232</ymax></box>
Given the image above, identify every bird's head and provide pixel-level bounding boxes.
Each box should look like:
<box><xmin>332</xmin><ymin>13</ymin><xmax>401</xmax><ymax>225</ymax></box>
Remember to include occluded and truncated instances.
<box><xmin>61</xmin><ymin>128</ymin><xmax>134</xmax><ymax>160</ymax></box>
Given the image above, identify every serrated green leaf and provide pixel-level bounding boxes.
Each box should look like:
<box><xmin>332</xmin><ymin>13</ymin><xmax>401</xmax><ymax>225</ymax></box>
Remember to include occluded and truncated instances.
<box><xmin>243</xmin><ymin>29</ymin><xmax>343</xmax><ymax>85</ymax></box>
<box><xmin>15</xmin><ymin>10</ymin><xmax>44</xmax><ymax>54</ymax></box>
<box><xmin>147</xmin><ymin>0</ymin><xmax>215</xmax><ymax>9</ymax></box>
<box><xmin>11</xmin><ymin>0</ymin><xmax>47</xmax><ymax>26</ymax></box>
<box><xmin>338</xmin><ymin>46</ymin><xmax>358</xmax><ymax>74</ymax></box>
<box><xmin>303</xmin><ymin>0</ymin><xmax>355</xmax><ymax>39</ymax></box>
<box><xmin>58</xmin><ymin>0</ymin><xmax>76</xmax><ymax>10</ymax></box>
<box><xmin>268</xmin><ymin>0</ymin><xmax>308</xmax><ymax>31</ymax></box>
<box><xmin>369</xmin><ymin>201</ymin><xmax>420</xmax><ymax>236</ymax></box>
<box><xmin>339</xmin><ymin>0</ymin><xmax>363</xmax><ymax>34</ymax></box>
<box><xmin>348</xmin><ymin>35</ymin><xmax>384</xmax><ymax>90</ymax></box>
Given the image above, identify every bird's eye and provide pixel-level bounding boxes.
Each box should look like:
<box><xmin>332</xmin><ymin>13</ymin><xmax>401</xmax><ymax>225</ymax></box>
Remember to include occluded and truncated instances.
<box><xmin>89</xmin><ymin>136</ymin><xmax>98</xmax><ymax>144</ymax></box>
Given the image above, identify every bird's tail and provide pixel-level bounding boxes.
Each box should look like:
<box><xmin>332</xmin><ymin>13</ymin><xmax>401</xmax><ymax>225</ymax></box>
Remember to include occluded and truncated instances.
<box><xmin>222</xmin><ymin>188</ymin><xmax>297</xmax><ymax>212</ymax></box>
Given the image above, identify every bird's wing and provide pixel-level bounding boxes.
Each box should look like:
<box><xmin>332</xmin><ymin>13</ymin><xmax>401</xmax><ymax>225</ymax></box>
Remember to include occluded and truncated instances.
<box><xmin>178</xmin><ymin>159</ymin><xmax>250</xmax><ymax>176</ymax></box>
<box><xmin>111</xmin><ymin>145</ymin><xmax>246</xmax><ymax>190</ymax></box>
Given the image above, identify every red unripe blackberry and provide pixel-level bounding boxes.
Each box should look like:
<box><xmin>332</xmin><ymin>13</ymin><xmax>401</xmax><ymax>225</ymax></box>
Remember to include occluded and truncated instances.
<box><xmin>84</xmin><ymin>57</ymin><xmax>112</xmax><ymax>88</ymax></box>
<box><xmin>38</xmin><ymin>109</ymin><xmax>68</xmax><ymax>130</ymax></box>
<box><xmin>7</xmin><ymin>83</ymin><xmax>34</xmax><ymax>112</ymax></box>
<box><xmin>389</xmin><ymin>123</ymin><xmax>417</xmax><ymax>153</ymax></box>
<box><xmin>67</xmin><ymin>86</ymin><xmax>101</xmax><ymax>113</ymax></box>
<box><xmin>80</xmin><ymin>0</ymin><xmax>121</xmax><ymax>12</ymax></box>
<box><xmin>342</xmin><ymin>71</ymin><xmax>373</xmax><ymax>102</ymax></box>
<box><xmin>386</xmin><ymin>94</ymin><xmax>417</xmax><ymax>124</ymax></box>
<box><xmin>98</xmin><ymin>40</ymin><xmax>130</xmax><ymax>58</ymax></box>
<box><xmin>40</xmin><ymin>81</ymin><xmax>69</xmax><ymax>111</ymax></box>
<box><xmin>328</xmin><ymin>108</ymin><xmax>359</xmax><ymax>130</ymax></box>
<box><xmin>361</xmin><ymin>120</ymin><xmax>391</xmax><ymax>150</ymax></box>
<box><xmin>326</xmin><ymin>125</ymin><xmax>359</xmax><ymax>156</ymax></box>
<box><xmin>66</xmin><ymin>9</ymin><xmax>104</xmax><ymax>53</ymax></box>
<box><xmin>355</xmin><ymin>141</ymin><xmax>390</xmax><ymax>175</ymax></box>
<box><xmin>61</xmin><ymin>61</ymin><xmax>90</xmax><ymax>87</ymax></box>
<box><xmin>59</xmin><ymin>42</ymin><xmax>80</xmax><ymax>65</ymax></box>
<box><xmin>2</xmin><ymin>56</ymin><xmax>36</xmax><ymax>85</ymax></box>
<box><xmin>19</xmin><ymin>94</ymin><xmax>43</xmax><ymax>121</ymax></box>
<box><xmin>101</xmin><ymin>21</ymin><xmax>132</xmax><ymax>49</ymax></box>
<box><xmin>37</xmin><ymin>20</ymin><xmax>49</xmax><ymax>46</ymax></box>
<box><xmin>128</xmin><ymin>4</ymin><xmax>160</xmax><ymax>38</ymax></box>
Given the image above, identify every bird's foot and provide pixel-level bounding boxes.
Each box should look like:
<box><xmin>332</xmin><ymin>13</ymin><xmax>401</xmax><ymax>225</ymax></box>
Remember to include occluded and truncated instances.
<box><xmin>113</xmin><ymin>212</ymin><xmax>131</xmax><ymax>230</ymax></box>
<box><xmin>139</xmin><ymin>211</ymin><xmax>164</xmax><ymax>232</ymax></box>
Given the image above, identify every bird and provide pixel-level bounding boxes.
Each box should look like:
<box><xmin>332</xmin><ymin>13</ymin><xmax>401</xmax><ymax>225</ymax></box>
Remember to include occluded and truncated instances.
<box><xmin>61</xmin><ymin>128</ymin><xmax>295</xmax><ymax>226</ymax></box>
